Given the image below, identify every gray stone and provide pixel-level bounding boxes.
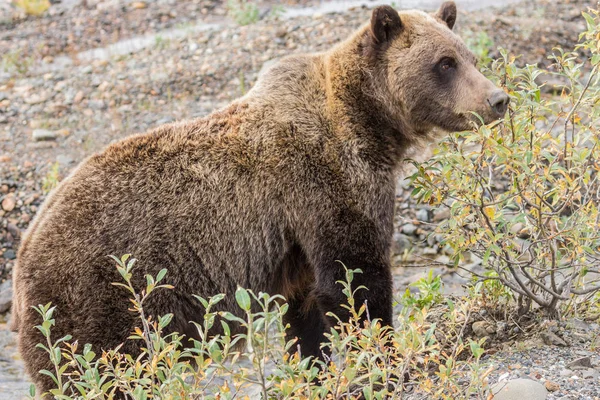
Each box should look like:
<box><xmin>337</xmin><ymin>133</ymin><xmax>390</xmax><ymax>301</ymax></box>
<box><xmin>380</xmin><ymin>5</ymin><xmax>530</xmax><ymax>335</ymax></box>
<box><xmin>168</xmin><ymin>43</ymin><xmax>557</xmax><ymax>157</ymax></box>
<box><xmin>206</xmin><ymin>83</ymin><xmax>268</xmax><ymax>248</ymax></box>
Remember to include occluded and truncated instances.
<box><xmin>540</xmin><ymin>330</ymin><xmax>567</xmax><ymax>347</ymax></box>
<box><xmin>88</xmin><ymin>99</ymin><xmax>106</xmax><ymax>110</ymax></box>
<box><xmin>416</xmin><ymin>208</ymin><xmax>429</xmax><ymax>222</ymax></box>
<box><xmin>422</xmin><ymin>246</ymin><xmax>437</xmax><ymax>256</ymax></box>
<box><xmin>402</xmin><ymin>223</ymin><xmax>417</xmax><ymax>236</ymax></box>
<box><xmin>432</xmin><ymin>207</ymin><xmax>450</xmax><ymax>222</ymax></box>
<box><xmin>32</xmin><ymin>129</ymin><xmax>58</xmax><ymax>141</ymax></box>
<box><xmin>491</xmin><ymin>378</ymin><xmax>548</xmax><ymax>400</ymax></box>
<box><xmin>567</xmin><ymin>357</ymin><xmax>592</xmax><ymax>370</ymax></box>
<box><xmin>56</xmin><ymin>154</ymin><xmax>74</xmax><ymax>166</ymax></box>
<box><xmin>582</xmin><ymin>369</ymin><xmax>599</xmax><ymax>380</ymax></box>
<box><xmin>0</xmin><ymin>280</ymin><xmax>13</xmax><ymax>314</ymax></box>
<box><xmin>391</xmin><ymin>232</ymin><xmax>411</xmax><ymax>255</ymax></box>
<box><xmin>559</xmin><ymin>369</ymin><xmax>574</xmax><ymax>377</ymax></box>
<box><xmin>2</xmin><ymin>250</ymin><xmax>15</xmax><ymax>260</ymax></box>
<box><xmin>0</xmin><ymin>91</ymin><xmax>7</xmax><ymax>101</ymax></box>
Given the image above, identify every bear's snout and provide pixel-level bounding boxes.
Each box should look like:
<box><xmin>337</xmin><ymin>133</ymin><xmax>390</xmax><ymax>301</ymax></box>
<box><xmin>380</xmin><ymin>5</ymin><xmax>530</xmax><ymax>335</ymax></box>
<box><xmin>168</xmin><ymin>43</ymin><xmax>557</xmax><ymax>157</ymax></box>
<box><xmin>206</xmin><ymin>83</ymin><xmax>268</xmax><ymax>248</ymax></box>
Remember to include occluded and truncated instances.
<box><xmin>487</xmin><ymin>90</ymin><xmax>510</xmax><ymax>119</ymax></box>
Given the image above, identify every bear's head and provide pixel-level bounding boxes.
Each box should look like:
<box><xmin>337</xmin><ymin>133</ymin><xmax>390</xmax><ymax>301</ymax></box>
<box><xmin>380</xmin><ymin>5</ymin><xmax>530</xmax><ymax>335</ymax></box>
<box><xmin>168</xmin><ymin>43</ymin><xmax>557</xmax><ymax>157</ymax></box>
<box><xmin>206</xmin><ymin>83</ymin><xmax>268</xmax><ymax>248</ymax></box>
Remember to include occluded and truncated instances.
<box><xmin>363</xmin><ymin>2</ymin><xmax>509</xmax><ymax>134</ymax></box>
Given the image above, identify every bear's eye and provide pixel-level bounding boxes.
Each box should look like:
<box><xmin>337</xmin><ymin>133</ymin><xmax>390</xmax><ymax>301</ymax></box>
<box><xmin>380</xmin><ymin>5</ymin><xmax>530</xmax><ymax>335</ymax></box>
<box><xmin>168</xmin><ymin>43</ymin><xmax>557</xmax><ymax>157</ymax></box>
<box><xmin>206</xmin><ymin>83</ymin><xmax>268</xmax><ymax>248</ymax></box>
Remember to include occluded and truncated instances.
<box><xmin>438</xmin><ymin>57</ymin><xmax>457</xmax><ymax>71</ymax></box>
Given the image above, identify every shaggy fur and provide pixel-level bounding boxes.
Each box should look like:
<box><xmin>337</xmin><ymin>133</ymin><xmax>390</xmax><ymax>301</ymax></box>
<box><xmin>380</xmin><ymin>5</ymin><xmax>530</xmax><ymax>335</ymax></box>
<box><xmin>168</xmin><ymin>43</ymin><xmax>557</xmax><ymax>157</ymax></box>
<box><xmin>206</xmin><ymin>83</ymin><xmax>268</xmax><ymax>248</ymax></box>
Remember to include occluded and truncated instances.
<box><xmin>12</xmin><ymin>2</ymin><xmax>507</xmax><ymax>395</ymax></box>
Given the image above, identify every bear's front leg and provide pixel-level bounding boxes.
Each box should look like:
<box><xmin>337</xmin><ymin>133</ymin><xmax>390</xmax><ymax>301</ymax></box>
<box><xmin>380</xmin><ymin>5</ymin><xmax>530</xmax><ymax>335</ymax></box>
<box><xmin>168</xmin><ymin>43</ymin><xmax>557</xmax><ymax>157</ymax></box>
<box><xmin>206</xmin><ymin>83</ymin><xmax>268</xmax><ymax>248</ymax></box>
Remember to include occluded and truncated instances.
<box><xmin>302</xmin><ymin>208</ymin><xmax>394</xmax><ymax>330</ymax></box>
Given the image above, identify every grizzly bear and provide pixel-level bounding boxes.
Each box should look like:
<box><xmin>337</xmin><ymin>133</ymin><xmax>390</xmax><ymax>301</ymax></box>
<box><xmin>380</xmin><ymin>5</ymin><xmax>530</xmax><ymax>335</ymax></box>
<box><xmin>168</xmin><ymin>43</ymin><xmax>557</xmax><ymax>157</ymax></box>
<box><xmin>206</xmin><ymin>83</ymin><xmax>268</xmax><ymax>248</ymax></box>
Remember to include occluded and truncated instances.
<box><xmin>12</xmin><ymin>1</ymin><xmax>508</xmax><ymax>396</ymax></box>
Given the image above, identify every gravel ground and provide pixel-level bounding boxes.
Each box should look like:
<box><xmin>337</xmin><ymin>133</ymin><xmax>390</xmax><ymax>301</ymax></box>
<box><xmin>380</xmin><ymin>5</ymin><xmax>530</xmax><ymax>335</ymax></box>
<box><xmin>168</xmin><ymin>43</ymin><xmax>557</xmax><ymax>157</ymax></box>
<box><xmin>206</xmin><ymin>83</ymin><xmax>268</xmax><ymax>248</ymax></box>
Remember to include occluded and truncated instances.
<box><xmin>0</xmin><ymin>0</ymin><xmax>599</xmax><ymax>398</ymax></box>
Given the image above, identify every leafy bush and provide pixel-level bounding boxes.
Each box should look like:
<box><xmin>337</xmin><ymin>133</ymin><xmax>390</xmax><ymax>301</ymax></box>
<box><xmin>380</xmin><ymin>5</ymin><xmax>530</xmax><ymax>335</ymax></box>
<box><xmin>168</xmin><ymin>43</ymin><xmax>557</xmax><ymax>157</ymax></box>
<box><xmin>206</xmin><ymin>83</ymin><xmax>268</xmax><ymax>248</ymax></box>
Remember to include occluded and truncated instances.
<box><xmin>410</xmin><ymin>7</ymin><xmax>600</xmax><ymax>317</ymax></box>
<box><xmin>31</xmin><ymin>255</ymin><xmax>491</xmax><ymax>399</ymax></box>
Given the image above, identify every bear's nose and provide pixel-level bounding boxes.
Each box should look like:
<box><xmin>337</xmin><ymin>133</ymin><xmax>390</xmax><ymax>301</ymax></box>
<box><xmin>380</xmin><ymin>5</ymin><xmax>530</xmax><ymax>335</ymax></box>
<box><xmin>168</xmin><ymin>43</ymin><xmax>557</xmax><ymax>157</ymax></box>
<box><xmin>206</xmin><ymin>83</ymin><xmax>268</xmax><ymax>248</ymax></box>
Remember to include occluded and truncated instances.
<box><xmin>488</xmin><ymin>90</ymin><xmax>509</xmax><ymax>118</ymax></box>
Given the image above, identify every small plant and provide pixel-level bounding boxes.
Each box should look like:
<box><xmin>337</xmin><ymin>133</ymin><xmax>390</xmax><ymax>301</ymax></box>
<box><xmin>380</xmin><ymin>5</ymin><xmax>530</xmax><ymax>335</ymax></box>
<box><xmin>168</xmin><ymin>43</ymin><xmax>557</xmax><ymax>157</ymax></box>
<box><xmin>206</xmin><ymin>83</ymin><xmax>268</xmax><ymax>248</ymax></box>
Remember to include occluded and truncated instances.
<box><xmin>41</xmin><ymin>162</ymin><xmax>60</xmax><ymax>194</ymax></box>
<box><xmin>410</xmin><ymin>6</ymin><xmax>600</xmax><ymax>317</ymax></box>
<box><xmin>401</xmin><ymin>270</ymin><xmax>444</xmax><ymax>311</ymax></box>
<box><xmin>238</xmin><ymin>70</ymin><xmax>247</xmax><ymax>95</ymax></box>
<box><xmin>227</xmin><ymin>0</ymin><xmax>260</xmax><ymax>26</ymax></box>
<box><xmin>269</xmin><ymin>4</ymin><xmax>285</xmax><ymax>19</ymax></box>
<box><xmin>1</xmin><ymin>49</ymin><xmax>34</xmax><ymax>76</ymax></box>
<box><xmin>13</xmin><ymin>0</ymin><xmax>50</xmax><ymax>16</ymax></box>
<box><xmin>32</xmin><ymin>257</ymin><xmax>493</xmax><ymax>399</ymax></box>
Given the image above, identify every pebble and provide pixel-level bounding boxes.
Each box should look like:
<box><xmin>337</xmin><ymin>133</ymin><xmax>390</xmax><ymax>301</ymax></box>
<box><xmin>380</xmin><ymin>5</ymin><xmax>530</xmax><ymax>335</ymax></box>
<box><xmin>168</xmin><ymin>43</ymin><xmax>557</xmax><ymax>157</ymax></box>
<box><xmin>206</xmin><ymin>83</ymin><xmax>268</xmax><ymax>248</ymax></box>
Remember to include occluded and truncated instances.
<box><xmin>2</xmin><ymin>250</ymin><xmax>16</xmax><ymax>260</ymax></box>
<box><xmin>540</xmin><ymin>330</ymin><xmax>568</xmax><ymax>347</ymax></box>
<box><xmin>582</xmin><ymin>369</ymin><xmax>599</xmax><ymax>379</ymax></box>
<box><xmin>0</xmin><ymin>280</ymin><xmax>12</xmax><ymax>313</ymax></box>
<box><xmin>1</xmin><ymin>194</ymin><xmax>16</xmax><ymax>212</ymax></box>
<box><xmin>392</xmin><ymin>232</ymin><xmax>411</xmax><ymax>254</ymax></box>
<box><xmin>473</xmin><ymin>320</ymin><xmax>496</xmax><ymax>337</ymax></box>
<box><xmin>416</xmin><ymin>208</ymin><xmax>429</xmax><ymax>222</ymax></box>
<box><xmin>32</xmin><ymin>129</ymin><xmax>59</xmax><ymax>141</ymax></box>
<box><xmin>544</xmin><ymin>380</ymin><xmax>559</xmax><ymax>392</ymax></box>
<box><xmin>432</xmin><ymin>207</ymin><xmax>450</xmax><ymax>222</ymax></box>
<box><xmin>491</xmin><ymin>378</ymin><xmax>548</xmax><ymax>400</ymax></box>
<box><xmin>56</xmin><ymin>154</ymin><xmax>74</xmax><ymax>166</ymax></box>
<box><xmin>567</xmin><ymin>356</ymin><xmax>592</xmax><ymax>369</ymax></box>
<box><xmin>402</xmin><ymin>223</ymin><xmax>417</xmax><ymax>236</ymax></box>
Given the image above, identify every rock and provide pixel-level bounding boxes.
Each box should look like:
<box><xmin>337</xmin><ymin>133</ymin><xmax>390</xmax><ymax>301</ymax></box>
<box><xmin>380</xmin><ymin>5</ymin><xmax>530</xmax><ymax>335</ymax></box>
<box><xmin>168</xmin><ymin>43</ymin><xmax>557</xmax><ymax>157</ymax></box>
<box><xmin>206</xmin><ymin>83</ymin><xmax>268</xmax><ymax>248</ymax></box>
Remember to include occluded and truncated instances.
<box><xmin>582</xmin><ymin>369</ymin><xmax>599</xmax><ymax>380</ymax></box>
<box><xmin>132</xmin><ymin>1</ymin><xmax>147</xmax><ymax>9</ymax></box>
<box><xmin>32</xmin><ymin>129</ymin><xmax>58</xmax><ymax>141</ymax></box>
<box><xmin>88</xmin><ymin>99</ymin><xmax>106</xmax><ymax>110</ymax></box>
<box><xmin>56</xmin><ymin>154</ymin><xmax>74</xmax><ymax>166</ymax></box>
<box><xmin>540</xmin><ymin>330</ymin><xmax>567</xmax><ymax>346</ymax></box>
<box><xmin>416</xmin><ymin>208</ymin><xmax>429</xmax><ymax>222</ymax></box>
<box><xmin>432</xmin><ymin>207</ymin><xmax>450</xmax><ymax>222</ymax></box>
<box><xmin>74</xmin><ymin>90</ymin><xmax>85</xmax><ymax>103</ymax></box>
<box><xmin>422</xmin><ymin>246</ymin><xmax>437</xmax><ymax>256</ymax></box>
<box><xmin>559</xmin><ymin>369</ymin><xmax>574</xmax><ymax>377</ymax></box>
<box><xmin>392</xmin><ymin>232</ymin><xmax>411</xmax><ymax>254</ymax></box>
<box><xmin>517</xmin><ymin>226</ymin><xmax>531</xmax><ymax>239</ymax></box>
<box><xmin>402</xmin><ymin>223</ymin><xmax>417</xmax><ymax>236</ymax></box>
<box><xmin>510</xmin><ymin>222</ymin><xmax>524</xmax><ymax>235</ymax></box>
<box><xmin>2</xmin><ymin>249</ymin><xmax>16</xmax><ymax>260</ymax></box>
<box><xmin>567</xmin><ymin>357</ymin><xmax>592</xmax><ymax>370</ymax></box>
<box><xmin>473</xmin><ymin>321</ymin><xmax>496</xmax><ymax>337</ymax></box>
<box><xmin>0</xmin><ymin>280</ymin><xmax>13</xmax><ymax>313</ymax></box>
<box><xmin>491</xmin><ymin>378</ymin><xmax>548</xmax><ymax>400</ymax></box>
<box><xmin>544</xmin><ymin>380</ymin><xmax>559</xmax><ymax>392</ymax></box>
<box><xmin>6</xmin><ymin>223</ymin><xmax>20</xmax><ymax>239</ymax></box>
<box><xmin>2</xmin><ymin>194</ymin><xmax>15</xmax><ymax>212</ymax></box>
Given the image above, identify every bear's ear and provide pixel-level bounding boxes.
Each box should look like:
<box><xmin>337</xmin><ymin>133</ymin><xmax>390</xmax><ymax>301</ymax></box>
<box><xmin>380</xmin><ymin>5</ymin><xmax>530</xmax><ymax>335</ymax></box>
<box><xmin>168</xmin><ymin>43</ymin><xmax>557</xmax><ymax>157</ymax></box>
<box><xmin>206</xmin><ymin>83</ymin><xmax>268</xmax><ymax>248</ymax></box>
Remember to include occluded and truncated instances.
<box><xmin>370</xmin><ymin>5</ymin><xmax>403</xmax><ymax>44</ymax></box>
<box><xmin>435</xmin><ymin>1</ymin><xmax>457</xmax><ymax>30</ymax></box>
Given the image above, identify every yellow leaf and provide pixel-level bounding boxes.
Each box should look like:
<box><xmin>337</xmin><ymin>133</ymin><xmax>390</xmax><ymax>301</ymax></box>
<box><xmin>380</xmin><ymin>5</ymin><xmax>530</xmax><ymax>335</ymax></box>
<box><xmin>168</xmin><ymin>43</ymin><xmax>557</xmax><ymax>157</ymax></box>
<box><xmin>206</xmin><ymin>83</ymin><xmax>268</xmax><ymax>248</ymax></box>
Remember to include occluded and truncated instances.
<box><xmin>14</xmin><ymin>0</ymin><xmax>50</xmax><ymax>16</ymax></box>
<box><xmin>483</xmin><ymin>206</ymin><xmax>495</xmax><ymax>220</ymax></box>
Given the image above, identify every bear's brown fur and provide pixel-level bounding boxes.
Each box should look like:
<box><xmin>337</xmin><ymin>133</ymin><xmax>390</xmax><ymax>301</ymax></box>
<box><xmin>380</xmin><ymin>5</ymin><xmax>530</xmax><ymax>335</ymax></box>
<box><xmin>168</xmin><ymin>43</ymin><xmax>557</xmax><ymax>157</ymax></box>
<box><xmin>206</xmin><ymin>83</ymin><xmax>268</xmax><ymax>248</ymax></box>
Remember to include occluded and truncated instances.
<box><xmin>12</xmin><ymin>2</ymin><xmax>508</xmax><ymax>395</ymax></box>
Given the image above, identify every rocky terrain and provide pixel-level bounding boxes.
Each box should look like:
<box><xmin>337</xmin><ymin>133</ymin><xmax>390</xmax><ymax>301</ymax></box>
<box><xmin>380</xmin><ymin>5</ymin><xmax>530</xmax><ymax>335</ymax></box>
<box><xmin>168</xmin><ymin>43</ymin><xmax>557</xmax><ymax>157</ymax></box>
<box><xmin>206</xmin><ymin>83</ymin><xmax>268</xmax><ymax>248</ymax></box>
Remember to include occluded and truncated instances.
<box><xmin>0</xmin><ymin>0</ymin><xmax>599</xmax><ymax>398</ymax></box>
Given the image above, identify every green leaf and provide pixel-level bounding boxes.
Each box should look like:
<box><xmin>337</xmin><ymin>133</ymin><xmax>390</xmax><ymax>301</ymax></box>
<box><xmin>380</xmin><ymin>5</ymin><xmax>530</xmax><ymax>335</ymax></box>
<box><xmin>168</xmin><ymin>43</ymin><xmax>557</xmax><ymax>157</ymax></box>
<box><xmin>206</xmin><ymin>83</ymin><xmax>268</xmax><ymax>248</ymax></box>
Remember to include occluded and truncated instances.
<box><xmin>235</xmin><ymin>287</ymin><xmax>251</xmax><ymax>311</ymax></box>
<box><xmin>156</xmin><ymin>268</ymin><xmax>168</xmax><ymax>283</ymax></box>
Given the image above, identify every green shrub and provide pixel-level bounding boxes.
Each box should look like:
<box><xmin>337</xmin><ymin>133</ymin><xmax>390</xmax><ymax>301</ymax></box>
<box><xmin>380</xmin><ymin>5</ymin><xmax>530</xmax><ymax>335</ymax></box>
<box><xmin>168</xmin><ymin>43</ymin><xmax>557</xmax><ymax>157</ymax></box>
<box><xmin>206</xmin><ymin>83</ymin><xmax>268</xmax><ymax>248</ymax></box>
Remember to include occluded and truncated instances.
<box><xmin>32</xmin><ymin>256</ymin><xmax>491</xmax><ymax>399</ymax></box>
<box><xmin>226</xmin><ymin>0</ymin><xmax>260</xmax><ymax>26</ymax></box>
<box><xmin>13</xmin><ymin>0</ymin><xmax>50</xmax><ymax>16</ymax></box>
<box><xmin>410</xmin><ymin>6</ymin><xmax>600</xmax><ymax>317</ymax></box>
